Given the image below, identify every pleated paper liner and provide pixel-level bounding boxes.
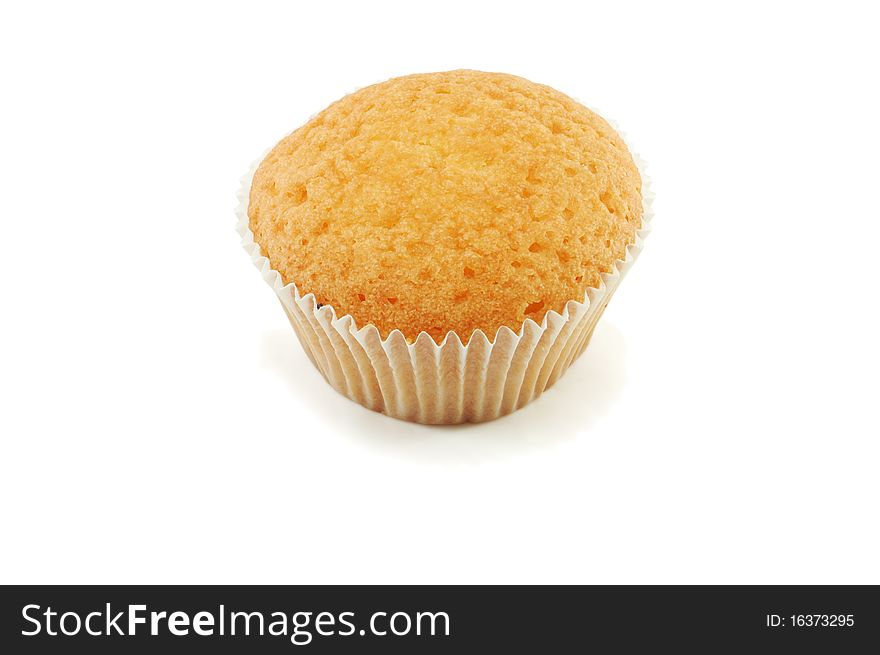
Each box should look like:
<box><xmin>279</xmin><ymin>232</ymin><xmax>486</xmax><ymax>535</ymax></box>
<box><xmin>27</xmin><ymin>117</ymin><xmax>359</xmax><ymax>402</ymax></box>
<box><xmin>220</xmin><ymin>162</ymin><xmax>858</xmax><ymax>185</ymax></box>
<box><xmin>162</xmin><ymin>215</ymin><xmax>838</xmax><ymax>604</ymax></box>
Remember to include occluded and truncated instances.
<box><xmin>237</xmin><ymin>140</ymin><xmax>651</xmax><ymax>424</ymax></box>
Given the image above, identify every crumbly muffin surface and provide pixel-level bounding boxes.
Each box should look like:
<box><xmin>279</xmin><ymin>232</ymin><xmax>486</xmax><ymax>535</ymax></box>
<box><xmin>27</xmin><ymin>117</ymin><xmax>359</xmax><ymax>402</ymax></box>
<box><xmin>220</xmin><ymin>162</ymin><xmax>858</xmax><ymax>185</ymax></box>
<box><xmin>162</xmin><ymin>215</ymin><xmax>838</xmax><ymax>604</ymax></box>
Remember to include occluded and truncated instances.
<box><xmin>249</xmin><ymin>70</ymin><xmax>642</xmax><ymax>342</ymax></box>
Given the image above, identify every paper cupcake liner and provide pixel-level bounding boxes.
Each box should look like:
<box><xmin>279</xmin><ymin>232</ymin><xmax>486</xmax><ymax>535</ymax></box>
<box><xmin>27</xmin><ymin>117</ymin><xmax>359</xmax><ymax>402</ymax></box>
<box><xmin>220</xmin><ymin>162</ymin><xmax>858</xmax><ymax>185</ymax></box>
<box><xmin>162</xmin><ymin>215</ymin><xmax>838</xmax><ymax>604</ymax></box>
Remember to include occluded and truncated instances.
<box><xmin>236</xmin><ymin>125</ymin><xmax>652</xmax><ymax>424</ymax></box>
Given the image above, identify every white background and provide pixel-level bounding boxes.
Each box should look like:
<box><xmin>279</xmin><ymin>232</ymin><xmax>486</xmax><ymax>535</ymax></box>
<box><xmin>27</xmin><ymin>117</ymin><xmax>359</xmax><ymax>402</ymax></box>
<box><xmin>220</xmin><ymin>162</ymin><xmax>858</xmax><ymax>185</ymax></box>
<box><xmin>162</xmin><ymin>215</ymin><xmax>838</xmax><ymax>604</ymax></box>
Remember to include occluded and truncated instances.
<box><xmin>2</xmin><ymin>1</ymin><xmax>878</xmax><ymax>584</ymax></box>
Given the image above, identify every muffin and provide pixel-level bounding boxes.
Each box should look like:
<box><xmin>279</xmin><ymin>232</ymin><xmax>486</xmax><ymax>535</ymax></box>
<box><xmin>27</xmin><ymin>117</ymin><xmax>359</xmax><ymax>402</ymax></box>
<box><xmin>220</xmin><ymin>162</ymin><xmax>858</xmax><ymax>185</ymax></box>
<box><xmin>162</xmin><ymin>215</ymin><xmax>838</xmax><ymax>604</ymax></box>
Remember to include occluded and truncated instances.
<box><xmin>239</xmin><ymin>70</ymin><xmax>649</xmax><ymax>424</ymax></box>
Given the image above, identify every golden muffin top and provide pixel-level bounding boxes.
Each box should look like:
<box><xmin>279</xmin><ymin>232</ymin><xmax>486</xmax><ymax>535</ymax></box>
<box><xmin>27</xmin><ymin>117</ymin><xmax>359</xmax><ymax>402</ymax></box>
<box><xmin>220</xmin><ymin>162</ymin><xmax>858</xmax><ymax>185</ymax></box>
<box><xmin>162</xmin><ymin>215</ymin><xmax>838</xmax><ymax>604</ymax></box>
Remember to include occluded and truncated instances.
<box><xmin>249</xmin><ymin>70</ymin><xmax>642</xmax><ymax>342</ymax></box>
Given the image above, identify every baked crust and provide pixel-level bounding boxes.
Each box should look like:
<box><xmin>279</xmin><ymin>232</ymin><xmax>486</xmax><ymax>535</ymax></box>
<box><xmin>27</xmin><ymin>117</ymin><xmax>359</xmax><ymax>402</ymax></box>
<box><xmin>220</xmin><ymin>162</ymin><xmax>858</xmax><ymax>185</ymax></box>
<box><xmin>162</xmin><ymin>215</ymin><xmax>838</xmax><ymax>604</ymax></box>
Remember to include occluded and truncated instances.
<box><xmin>249</xmin><ymin>70</ymin><xmax>641</xmax><ymax>342</ymax></box>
